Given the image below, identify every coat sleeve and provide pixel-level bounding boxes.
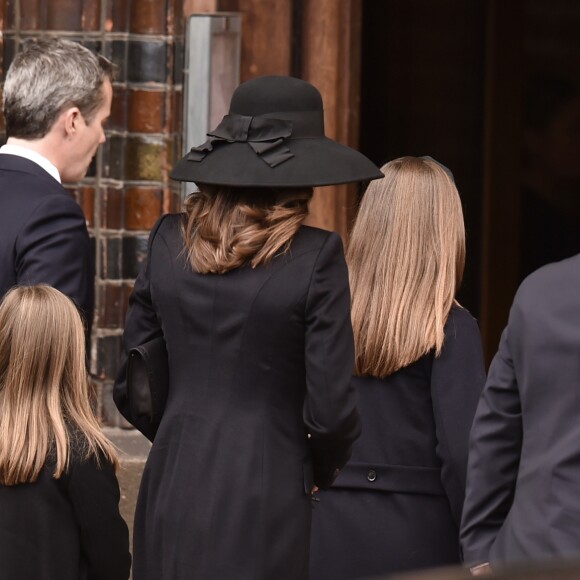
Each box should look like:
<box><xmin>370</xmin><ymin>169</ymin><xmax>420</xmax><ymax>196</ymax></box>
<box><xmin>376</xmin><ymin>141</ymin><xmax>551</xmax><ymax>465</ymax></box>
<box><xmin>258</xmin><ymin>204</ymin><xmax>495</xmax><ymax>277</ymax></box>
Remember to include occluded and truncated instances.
<box><xmin>113</xmin><ymin>215</ymin><xmax>168</xmax><ymax>441</ymax></box>
<box><xmin>303</xmin><ymin>232</ymin><xmax>361</xmax><ymax>489</ymax></box>
<box><xmin>15</xmin><ymin>193</ymin><xmax>94</xmax><ymax>334</ymax></box>
<box><xmin>430</xmin><ymin>308</ymin><xmax>487</xmax><ymax>526</ymax></box>
<box><xmin>64</xmin><ymin>452</ymin><xmax>131</xmax><ymax>580</ymax></box>
<box><xmin>460</xmin><ymin>324</ymin><xmax>523</xmax><ymax>567</ymax></box>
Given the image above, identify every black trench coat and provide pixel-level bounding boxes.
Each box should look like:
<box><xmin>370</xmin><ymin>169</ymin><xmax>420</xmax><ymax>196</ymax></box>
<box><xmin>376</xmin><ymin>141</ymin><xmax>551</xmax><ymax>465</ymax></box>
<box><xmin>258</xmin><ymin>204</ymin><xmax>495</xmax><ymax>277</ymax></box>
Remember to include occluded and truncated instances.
<box><xmin>114</xmin><ymin>214</ymin><xmax>361</xmax><ymax>580</ymax></box>
<box><xmin>310</xmin><ymin>306</ymin><xmax>486</xmax><ymax>579</ymax></box>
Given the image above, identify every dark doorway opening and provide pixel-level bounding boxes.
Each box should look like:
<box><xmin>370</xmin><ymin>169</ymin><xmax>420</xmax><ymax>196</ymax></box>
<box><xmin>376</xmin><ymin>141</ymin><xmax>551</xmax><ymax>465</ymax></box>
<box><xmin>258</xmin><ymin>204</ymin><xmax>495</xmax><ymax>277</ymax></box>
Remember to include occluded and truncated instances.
<box><xmin>359</xmin><ymin>0</ymin><xmax>580</xmax><ymax>363</ymax></box>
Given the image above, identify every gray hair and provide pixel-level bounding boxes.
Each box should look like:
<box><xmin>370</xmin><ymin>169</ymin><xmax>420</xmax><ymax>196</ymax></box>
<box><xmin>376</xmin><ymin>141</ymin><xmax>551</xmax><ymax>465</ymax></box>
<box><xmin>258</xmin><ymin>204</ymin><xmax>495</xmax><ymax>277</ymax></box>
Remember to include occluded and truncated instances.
<box><xmin>3</xmin><ymin>37</ymin><xmax>115</xmax><ymax>139</ymax></box>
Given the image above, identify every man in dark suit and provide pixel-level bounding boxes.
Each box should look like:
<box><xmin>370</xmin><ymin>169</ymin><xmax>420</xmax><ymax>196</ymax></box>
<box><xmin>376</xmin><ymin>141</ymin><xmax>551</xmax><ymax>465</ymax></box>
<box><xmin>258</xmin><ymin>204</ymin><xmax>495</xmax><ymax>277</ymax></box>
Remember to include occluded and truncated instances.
<box><xmin>460</xmin><ymin>254</ymin><xmax>580</xmax><ymax>574</ymax></box>
<box><xmin>0</xmin><ymin>37</ymin><xmax>114</xmax><ymax>337</ymax></box>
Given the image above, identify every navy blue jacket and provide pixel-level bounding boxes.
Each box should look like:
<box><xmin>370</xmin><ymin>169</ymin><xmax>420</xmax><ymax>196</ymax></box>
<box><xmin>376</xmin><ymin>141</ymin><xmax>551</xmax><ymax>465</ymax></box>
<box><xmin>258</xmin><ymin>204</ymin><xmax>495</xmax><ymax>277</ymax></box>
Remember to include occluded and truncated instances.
<box><xmin>0</xmin><ymin>154</ymin><xmax>94</xmax><ymax>333</ymax></box>
<box><xmin>311</xmin><ymin>306</ymin><xmax>486</xmax><ymax>578</ymax></box>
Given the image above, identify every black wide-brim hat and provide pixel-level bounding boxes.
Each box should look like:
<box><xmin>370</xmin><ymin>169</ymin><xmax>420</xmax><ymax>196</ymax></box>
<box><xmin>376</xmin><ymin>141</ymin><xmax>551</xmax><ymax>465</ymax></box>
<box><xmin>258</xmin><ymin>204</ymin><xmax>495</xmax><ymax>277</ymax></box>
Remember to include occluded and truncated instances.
<box><xmin>170</xmin><ymin>75</ymin><xmax>383</xmax><ymax>188</ymax></box>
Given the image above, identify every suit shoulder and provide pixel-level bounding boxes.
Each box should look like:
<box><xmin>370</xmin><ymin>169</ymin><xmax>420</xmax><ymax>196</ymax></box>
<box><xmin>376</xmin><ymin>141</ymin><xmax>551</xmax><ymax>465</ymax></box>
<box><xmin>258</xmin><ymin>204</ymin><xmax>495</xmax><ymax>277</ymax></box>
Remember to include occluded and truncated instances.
<box><xmin>515</xmin><ymin>253</ymin><xmax>580</xmax><ymax>304</ymax></box>
<box><xmin>1</xmin><ymin>172</ymin><xmax>78</xmax><ymax>223</ymax></box>
<box><xmin>0</xmin><ymin>157</ymin><xmax>67</xmax><ymax>193</ymax></box>
<box><xmin>25</xmin><ymin>189</ymin><xmax>85</xmax><ymax>224</ymax></box>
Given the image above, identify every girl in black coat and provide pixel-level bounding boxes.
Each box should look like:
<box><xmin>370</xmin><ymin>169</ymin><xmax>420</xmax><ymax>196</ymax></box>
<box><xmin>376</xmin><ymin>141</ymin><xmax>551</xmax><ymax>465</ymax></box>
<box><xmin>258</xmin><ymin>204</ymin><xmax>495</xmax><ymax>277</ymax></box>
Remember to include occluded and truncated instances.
<box><xmin>0</xmin><ymin>285</ymin><xmax>130</xmax><ymax>580</ymax></box>
<box><xmin>310</xmin><ymin>156</ymin><xmax>487</xmax><ymax>578</ymax></box>
<box><xmin>114</xmin><ymin>76</ymin><xmax>383</xmax><ymax>580</ymax></box>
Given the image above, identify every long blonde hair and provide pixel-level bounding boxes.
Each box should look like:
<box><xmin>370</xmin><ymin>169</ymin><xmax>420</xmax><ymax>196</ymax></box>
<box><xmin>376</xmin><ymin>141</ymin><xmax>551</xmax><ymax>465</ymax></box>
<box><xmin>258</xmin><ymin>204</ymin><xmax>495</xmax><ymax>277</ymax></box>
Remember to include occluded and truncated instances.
<box><xmin>0</xmin><ymin>285</ymin><xmax>118</xmax><ymax>485</ymax></box>
<box><xmin>182</xmin><ymin>185</ymin><xmax>313</xmax><ymax>274</ymax></box>
<box><xmin>348</xmin><ymin>156</ymin><xmax>466</xmax><ymax>377</ymax></box>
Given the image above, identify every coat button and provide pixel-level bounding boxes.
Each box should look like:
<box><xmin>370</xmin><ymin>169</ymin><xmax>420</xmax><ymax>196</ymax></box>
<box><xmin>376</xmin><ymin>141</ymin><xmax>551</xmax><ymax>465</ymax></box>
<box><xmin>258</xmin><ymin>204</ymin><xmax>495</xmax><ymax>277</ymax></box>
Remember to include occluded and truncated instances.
<box><xmin>367</xmin><ymin>469</ymin><xmax>377</xmax><ymax>482</ymax></box>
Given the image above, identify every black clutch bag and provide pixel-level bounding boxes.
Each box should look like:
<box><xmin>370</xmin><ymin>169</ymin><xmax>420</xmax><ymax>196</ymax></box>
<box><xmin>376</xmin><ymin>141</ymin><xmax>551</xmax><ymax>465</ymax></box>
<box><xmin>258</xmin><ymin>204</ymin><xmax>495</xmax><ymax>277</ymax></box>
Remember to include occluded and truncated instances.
<box><xmin>127</xmin><ymin>336</ymin><xmax>169</xmax><ymax>428</ymax></box>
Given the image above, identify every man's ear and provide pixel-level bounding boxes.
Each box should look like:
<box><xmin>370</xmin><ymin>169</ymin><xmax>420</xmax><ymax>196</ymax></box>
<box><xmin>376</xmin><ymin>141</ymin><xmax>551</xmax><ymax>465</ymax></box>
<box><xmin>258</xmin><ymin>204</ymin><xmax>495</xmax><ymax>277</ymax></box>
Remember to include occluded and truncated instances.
<box><xmin>62</xmin><ymin>107</ymin><xmax>82</xmax><ymax>139</ymax></box>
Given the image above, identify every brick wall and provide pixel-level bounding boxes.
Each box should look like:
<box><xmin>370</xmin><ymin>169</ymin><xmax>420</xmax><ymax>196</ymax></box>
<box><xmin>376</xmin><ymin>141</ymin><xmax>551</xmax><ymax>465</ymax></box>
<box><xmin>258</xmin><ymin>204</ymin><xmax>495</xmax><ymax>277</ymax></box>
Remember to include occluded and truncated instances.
<box><xmin>0</xmin><ymin>0</ymin><xmax>184</xmax><ymax>425</ymax></box>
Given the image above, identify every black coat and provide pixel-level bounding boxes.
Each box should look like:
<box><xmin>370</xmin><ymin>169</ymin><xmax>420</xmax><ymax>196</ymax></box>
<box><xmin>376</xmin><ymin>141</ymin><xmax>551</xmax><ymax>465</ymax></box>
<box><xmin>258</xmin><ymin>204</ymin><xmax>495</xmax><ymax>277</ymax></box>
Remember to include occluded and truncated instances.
<box><xmin>461</xmin><ymin>254</ymin><xmax>580</xmax><ymax>567</ymax></box>
<box><xmin>310</xmin><ymin>306</ymin><xmax>486</xmax><ymax>579</ymax></box>
<box><xmin>114</xmin><ymin>214</ymin><xmax>361</xmax><ymax>580</ymax></box>
<box><xmin>0</xmin><ymin>448</ymin><xmax>131</xmax><ymax>580</ymax></box>
<box><xmin>0</xmin><ymin>154</ymin><xmax>94</xmax><ymax>334</ymax></box>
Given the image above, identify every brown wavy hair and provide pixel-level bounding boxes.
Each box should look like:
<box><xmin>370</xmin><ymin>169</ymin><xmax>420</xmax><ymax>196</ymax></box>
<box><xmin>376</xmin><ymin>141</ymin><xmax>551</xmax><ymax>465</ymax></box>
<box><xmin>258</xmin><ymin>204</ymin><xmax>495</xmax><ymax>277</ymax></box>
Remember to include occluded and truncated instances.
<box><xmin>182</xmin><ymin>185</ymin><xmax>313</xmax><ymax>274</ymax></box>
<box><xmin>348</xmin><ymin>156</ymin><xmax>466</xmax><ymax>377</ymax></box>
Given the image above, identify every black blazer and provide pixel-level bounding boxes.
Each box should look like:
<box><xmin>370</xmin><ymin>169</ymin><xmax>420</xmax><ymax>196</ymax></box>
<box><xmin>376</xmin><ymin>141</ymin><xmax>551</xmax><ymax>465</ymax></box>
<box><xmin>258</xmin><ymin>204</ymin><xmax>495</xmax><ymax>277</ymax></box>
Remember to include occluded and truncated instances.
<box><xmin>461</xmin><ymin>254</ymin><xmax>580</xmax><ymax>567</ymax></box>
<box><xmin>0</xmin><ymin>447</ymin><xmax>131</xmax><ymax>580</ymax></box>
<box><xmin>0</xmin><ymin>154</ymin><xmax>94</xmax><ymax>333</ymax></box>
<box><xmin>310</xmin><ymin>306</ymin><xmax>486</xmax><ymax>578</ymax></box>
<box><xmin>114</xmin><ymin>214</ymin><xmax>361</xmax><ymax>580</ymax></box>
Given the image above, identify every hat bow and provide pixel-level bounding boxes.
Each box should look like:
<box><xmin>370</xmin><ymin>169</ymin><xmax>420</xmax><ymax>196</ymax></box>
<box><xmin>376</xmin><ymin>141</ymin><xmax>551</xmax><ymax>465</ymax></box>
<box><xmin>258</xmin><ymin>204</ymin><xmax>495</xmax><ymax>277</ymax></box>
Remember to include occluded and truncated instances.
<box><xmin>186</xmin><ymin>113</ymin><xmax>294</xmax><ymax>168</ymax></box>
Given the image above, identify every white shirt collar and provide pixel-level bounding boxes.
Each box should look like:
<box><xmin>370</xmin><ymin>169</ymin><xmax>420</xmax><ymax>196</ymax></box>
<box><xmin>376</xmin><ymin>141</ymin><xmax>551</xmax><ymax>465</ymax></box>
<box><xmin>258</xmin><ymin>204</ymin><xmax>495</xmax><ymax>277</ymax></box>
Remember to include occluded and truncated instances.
<box><xmin>0</xmin><ymin>143</ymin><xmax>61</xmax><ymax>183</ymax></box>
